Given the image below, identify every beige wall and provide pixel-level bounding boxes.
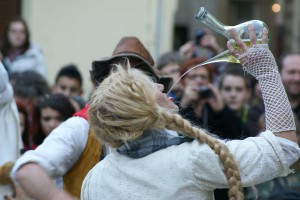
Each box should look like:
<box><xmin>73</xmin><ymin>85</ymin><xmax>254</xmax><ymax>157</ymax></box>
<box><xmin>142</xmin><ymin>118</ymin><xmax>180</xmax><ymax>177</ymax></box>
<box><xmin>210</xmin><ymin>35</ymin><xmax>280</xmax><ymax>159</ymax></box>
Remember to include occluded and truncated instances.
<box><xmin>21</xmin><ymin>0</ymin><xmax>178</xmax><ymax>99</ymax></box>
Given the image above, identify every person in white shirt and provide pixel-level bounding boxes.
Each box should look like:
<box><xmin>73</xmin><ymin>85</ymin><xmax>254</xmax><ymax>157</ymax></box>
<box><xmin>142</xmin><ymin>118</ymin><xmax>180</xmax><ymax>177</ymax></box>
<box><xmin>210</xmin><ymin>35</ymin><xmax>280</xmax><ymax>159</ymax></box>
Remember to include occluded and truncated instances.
<box><xmin>0</xmin><ymin>62</ymin><xmax>22</xmax><ymax>200</ymax></box>
<box><xmin>10</xmin><ymin>36</ymin><xmax>173</xmax><ymax>200</ymax></box>
<box><xmin>81</xmin><ymin>26</ymin><xmax>300</xmax><ymax>200</ymax></box>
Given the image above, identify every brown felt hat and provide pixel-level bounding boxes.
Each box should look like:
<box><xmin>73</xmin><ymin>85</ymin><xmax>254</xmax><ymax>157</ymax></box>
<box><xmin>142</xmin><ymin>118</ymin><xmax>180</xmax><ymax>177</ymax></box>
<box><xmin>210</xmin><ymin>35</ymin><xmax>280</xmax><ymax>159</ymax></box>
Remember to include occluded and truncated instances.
<box><xmin>91</xmin><ymin>36</ymin><xmax>173</xmax><ymax>93</ymax></box>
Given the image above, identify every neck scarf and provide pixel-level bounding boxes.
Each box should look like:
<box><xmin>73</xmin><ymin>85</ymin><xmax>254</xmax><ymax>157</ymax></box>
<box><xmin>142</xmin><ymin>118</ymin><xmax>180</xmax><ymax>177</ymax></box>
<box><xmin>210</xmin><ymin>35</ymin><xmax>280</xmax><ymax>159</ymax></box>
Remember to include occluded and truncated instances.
<box><xmin>117</xmin><ymin>129</ymin><xmax>193</xmax><ymax>158</ymax></box>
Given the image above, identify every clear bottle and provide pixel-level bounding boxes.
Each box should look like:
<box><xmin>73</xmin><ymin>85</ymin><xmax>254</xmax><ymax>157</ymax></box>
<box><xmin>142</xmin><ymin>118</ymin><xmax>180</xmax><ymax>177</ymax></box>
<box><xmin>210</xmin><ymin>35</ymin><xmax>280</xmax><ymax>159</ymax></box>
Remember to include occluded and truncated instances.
<box><xmin>194</xmin><ymin>7</ymin><xmax>270</xmax><ymax>64</ymax></box>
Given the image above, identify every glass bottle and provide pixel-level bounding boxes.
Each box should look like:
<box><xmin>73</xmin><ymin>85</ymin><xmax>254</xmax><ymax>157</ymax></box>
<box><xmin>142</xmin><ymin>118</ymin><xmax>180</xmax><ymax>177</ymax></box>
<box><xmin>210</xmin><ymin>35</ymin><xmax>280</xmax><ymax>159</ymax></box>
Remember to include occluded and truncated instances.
<box><xmin>194</xmin><ymin>7</ymin><xmax>270</xmax><ymax>64</ymax></box>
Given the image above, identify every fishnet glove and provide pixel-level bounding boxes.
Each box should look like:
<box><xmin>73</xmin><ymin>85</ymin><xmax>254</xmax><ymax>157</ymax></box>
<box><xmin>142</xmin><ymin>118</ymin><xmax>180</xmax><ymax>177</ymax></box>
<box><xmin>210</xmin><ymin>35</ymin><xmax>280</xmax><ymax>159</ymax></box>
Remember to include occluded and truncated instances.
<box><xmin>239</xmin><ymin>44</ymin><xmax>295</xmax><ymax>133</ymax></box>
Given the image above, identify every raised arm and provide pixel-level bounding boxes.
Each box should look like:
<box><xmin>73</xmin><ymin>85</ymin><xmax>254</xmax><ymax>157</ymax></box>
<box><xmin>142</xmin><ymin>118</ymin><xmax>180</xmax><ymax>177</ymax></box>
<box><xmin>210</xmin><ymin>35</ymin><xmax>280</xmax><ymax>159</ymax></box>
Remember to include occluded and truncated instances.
<box><xmin>227</xmin><ymin>25</ymin><xmax>297</xmax><ymax>143</ymax></box>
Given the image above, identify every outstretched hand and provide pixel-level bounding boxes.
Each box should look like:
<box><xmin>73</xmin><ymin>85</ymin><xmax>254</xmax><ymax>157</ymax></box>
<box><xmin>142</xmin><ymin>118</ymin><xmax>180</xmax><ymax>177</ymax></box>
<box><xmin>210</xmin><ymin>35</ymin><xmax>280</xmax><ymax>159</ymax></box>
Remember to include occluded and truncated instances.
<box><xmin>227</xmin><ymin>24</ymin><xmax>268</xmax><ymax>64</ymax></box>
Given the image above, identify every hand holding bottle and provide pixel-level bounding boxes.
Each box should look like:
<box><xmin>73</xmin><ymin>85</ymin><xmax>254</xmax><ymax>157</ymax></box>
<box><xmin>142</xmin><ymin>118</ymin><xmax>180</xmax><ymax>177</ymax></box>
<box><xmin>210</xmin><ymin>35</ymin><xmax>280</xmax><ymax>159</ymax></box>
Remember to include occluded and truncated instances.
<box><xmin>227</xmin><ymin>24</ymin><xmax>269</xmax><ymax>64</ymax></box>
<box><xmin>195</xmin><ymin>7</ymin><xmax>270</xmax><ymax>65</ymax></box>
<box><xmin>227</xmin><ymin>23</ymin><xmax>296</xmax><ymax>141</ymax></box>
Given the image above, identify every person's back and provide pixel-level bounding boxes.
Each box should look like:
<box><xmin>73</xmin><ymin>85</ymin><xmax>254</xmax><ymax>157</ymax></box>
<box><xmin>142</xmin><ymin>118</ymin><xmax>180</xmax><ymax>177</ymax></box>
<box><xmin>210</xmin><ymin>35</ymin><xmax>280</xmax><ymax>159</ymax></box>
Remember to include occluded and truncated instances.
<box><xmin>83</xmin><ymin>141</ymin><xmax>212</xmax><ymax>199</ymax></box>
<box><xmin>83</xmin><ymin>132</ymin><xmax>295</xmax><ymax>200</ymax></box>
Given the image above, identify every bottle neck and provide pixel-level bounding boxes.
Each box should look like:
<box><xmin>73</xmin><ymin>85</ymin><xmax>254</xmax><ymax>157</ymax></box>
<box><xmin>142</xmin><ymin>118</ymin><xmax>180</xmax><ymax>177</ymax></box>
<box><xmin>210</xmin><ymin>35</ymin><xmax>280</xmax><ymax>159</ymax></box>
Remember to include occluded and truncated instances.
<box><xmin>198</xmin><ymin>11</ymin><xmax>231</xmax><ymax>39</ymax></box>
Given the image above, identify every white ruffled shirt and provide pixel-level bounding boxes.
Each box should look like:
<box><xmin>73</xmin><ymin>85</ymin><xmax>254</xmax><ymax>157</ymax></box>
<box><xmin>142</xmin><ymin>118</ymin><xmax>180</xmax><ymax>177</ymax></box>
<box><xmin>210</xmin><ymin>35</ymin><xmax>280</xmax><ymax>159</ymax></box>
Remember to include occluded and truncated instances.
<box><xmin>11</xmin><ymin>117</ymin><xmax>89</xmax><ymax>180</ymax></box>
<box><xmin>0</xmin><ymin>62</ymin><xmax>22</xmax><ymax>199</ymax></box>
<box><xmin>81</xmin><ymin>131</ymin><xmax>300</xmax><ymax>200</ymax></box>
<box><xmin>10</xmin><ymin>115</ymin><xmax>300</xmax><ymax>200</ymax></box>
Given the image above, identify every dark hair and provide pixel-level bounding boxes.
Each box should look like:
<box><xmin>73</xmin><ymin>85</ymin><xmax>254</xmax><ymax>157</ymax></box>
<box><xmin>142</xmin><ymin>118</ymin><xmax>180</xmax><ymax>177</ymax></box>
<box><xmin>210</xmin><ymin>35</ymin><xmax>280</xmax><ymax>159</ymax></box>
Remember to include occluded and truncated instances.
<box><xmin>218</xmin><ymin>65</ymin><xmax>251</xmax><ymax>89</ymax></box>
<box><xmin>34</xmin><ymin>93</ymin><xmax>76</xmax><ymax>145</ymax></box>
<box><xmin>55</xmin><ymin>64</ymin><xmax>83</xmax><ymax>87</ymax></box>
<box><xmin>9</xmin><ymin>70</ymin><xmax>50</xmax><ymax>100</ymax></box>
<box><xmin>0</xmin><ymin>17</ymin><xmax>30</xmax><ymax>57</ymax></box>
<box><xmin>16</xmin><ymin>100</ymin><xmax>30</xmax><ymax>150</ymax></box>
<box><xmin>38</xmin><ymin>93</ymin><xmax>75</xmax><ymax>121</ymax></box>
<box><xmin>278</xmin><ymin>51</ymin><xmax>300</xmax><ymax>72</ymax></box>
<box><xmin>156</xmin><ymin>51</ymin><xmax>183</xmax><ymax>70</ymax></box>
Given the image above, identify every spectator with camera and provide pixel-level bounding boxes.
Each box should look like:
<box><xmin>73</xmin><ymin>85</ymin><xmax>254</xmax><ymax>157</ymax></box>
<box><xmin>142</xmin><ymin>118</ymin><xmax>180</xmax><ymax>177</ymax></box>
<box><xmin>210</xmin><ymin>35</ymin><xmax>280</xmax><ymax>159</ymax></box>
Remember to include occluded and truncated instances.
<box><xmin>178</xmin><ymin>57</ymin><xmax>219</xmax><ymax>131</ymax></box>
<box><xmin>178</xmin><ymin>58</ymin><xmax>252</xmax><ymax>140</ymax></box>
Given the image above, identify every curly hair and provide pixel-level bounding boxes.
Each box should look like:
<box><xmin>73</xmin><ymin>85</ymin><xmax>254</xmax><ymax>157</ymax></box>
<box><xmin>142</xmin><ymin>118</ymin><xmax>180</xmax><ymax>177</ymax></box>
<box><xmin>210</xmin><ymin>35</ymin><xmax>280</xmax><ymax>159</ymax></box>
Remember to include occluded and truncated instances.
<box><xmin>89</xmin><ymin>63</ymin><xmax>243</xmax><ymax>200</ymax></box>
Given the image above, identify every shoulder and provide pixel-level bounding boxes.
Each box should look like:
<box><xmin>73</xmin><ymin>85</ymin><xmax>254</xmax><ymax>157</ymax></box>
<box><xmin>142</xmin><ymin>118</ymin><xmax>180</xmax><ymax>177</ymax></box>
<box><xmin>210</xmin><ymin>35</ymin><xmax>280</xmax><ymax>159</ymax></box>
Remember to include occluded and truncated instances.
<box><xmin>24</xmin><ymin>43</ymin><xmax>44</xmax><ymax>56</ymax></box>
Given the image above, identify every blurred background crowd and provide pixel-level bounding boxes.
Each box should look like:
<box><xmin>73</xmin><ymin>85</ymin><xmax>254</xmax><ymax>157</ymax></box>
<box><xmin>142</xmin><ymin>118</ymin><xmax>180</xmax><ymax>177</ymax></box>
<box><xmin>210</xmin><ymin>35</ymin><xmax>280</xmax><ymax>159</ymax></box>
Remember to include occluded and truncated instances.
<box><xmin>1</xmin><ymin>0</ymin><xmax>300</xmax><ymax>199</ymax></box>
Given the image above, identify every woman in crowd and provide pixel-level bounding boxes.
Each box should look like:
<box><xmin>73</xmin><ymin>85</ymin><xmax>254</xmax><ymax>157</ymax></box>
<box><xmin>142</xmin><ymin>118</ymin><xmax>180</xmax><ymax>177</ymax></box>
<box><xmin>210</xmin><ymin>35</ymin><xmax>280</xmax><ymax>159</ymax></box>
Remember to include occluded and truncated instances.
<box><xmin>81</xmin><ymin>26</ymin><xmax>299</xmax><ymax>200</ymax></box>
<box><xmin>32</xmin><ymin>93</ymin><xmax>75</xmax><ymax>148</ymax></box>
<box><xmin>0</xmin><ymin>17</ymin><xmax>47</xmax><ymax>77</ymax></box>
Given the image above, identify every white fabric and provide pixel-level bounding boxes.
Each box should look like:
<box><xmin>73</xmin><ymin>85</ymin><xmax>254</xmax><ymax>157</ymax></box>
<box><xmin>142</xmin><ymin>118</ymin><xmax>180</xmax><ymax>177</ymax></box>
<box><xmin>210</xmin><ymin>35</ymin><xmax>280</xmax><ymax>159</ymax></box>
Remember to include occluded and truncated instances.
<box><xmin>81</xmin><ymin>131</ymin><xmax>300</xmax><ymax>200</ymax></box>
<box><xmin>11</xmin><ymin>116</ymin><xmax>89</xmax><ymax>180</ymax></box>
<box><xmin>3</xmin><ymin>43</ymin><xmax>47</xmax><ymax>78</ymax></box>
<box><xmin>0</xmin><ymin>62</ymin><xmax>22</xmax><ymax>199</ymax></box>
<box><xmin>240</xmin><ymin>44</ymin><xmax>296</xmax><ymax>132</ymax></box>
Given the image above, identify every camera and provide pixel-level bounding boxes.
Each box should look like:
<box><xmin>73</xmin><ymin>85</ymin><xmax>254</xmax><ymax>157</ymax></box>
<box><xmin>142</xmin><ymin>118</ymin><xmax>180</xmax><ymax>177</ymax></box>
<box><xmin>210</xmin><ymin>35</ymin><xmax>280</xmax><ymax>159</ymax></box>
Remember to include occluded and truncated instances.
<box><xmin>194</xmin><ymin>29</ymin><xmax>206</xmax><ymax>45</ymax></box>
<box><xmin>199</xmin><ymin>86</ymin><xmax>213</xmax><ymax>99</ymax></box>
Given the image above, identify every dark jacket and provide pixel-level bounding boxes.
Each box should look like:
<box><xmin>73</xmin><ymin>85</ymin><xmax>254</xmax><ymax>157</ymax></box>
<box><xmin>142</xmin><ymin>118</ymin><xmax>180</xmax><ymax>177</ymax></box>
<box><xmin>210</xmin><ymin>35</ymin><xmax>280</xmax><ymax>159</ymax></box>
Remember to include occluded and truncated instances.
<box><xmin>179</xmin><ymin>103</ymin><xmax>251</xmax><ymax>140</ymax></box>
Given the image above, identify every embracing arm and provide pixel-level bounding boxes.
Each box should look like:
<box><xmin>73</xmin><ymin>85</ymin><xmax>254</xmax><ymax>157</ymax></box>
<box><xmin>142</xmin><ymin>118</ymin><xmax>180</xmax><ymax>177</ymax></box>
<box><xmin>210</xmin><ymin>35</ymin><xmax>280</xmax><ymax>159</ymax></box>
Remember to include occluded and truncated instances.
<box><xmin>11</xmin><ymin>117</ymin><xmax>89</xmax><ymax>200</ymax></box>
<box><xmin>16</xmin><ymin>163</ymin><xmax>76</xmax><ymax>200</ymax></box>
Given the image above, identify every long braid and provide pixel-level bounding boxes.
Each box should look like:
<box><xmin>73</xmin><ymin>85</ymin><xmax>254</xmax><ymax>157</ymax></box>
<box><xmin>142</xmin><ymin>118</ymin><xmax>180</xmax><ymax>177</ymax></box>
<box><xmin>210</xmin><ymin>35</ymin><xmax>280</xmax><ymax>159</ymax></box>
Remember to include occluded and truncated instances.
<box><xmin>89</xmin><ymin>64</ymin><xmax>244</xmax><ymax>199</ymax></box>
<box><xmin>159</xmin><ymin>112</ymin><xmax>243</xmax><ymax>200</ymax></box>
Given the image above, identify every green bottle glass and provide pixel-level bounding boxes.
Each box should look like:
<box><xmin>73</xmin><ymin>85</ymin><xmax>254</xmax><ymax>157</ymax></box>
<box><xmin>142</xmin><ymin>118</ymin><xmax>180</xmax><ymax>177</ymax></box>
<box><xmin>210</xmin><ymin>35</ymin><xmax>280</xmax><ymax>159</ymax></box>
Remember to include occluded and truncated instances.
<box><xmin>194</xmin><ymin>7</ymin><xmax>270</xmax><ymax>64</ymax></box>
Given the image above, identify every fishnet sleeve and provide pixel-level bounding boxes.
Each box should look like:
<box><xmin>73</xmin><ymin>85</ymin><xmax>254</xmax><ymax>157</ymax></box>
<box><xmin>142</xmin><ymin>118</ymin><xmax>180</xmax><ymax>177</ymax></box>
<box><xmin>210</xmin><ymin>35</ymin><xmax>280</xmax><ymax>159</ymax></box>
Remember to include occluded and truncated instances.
<box><xmin>239</xmin><ymin>44</ymin><xmax>296</xmax><ymax>133</ymax></box>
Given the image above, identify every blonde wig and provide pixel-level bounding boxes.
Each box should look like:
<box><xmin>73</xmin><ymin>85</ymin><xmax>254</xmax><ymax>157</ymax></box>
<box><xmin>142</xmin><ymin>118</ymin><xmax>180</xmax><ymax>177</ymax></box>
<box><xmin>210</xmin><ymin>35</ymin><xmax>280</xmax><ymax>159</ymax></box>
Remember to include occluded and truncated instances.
<box><xmin>89</xmin><ymin>63</ymin><xmax>243</xmax><ymax>200</ymax></box>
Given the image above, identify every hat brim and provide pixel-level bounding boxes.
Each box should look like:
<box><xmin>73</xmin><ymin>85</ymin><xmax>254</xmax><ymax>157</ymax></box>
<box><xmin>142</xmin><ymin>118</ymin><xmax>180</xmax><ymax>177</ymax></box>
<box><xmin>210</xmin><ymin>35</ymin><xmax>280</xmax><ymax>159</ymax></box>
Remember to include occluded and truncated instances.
<box><xmin>92</xmin><ymin>53</ymin><xmax>156</xmax><ymax>77</ymax></box>
<box><xmin>92</xmin><ymin>54</ymin><xmax>173</xmax><ymax>93</ymax></box>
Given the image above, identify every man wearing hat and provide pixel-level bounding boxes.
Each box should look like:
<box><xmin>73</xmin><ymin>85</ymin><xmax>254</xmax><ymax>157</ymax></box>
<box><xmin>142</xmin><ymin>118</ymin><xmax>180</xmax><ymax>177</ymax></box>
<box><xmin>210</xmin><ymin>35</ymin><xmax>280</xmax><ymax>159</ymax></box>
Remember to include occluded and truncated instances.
<box><xmin>10</xmin><ymin>37</ymin><xmax>172</xmax><ymax>200</ymax></box>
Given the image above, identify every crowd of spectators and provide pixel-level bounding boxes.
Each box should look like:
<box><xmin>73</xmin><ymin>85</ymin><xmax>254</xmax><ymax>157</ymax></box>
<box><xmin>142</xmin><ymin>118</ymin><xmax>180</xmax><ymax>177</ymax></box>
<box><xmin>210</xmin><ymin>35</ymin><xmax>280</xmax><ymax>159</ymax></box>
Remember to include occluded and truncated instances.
<box><xmin>0</xmin><ymin>16</ymin><xmax>300</xmax><ymax>200</ymax></box>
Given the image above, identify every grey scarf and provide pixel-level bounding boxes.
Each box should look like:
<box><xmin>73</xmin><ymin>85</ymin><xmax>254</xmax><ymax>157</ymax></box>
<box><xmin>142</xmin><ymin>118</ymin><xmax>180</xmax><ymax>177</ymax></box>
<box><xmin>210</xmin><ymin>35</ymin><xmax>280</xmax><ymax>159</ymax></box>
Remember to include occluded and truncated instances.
<box><xmin>117</xmin><ymin>129</ymin><xmax>193</xmax><ymax>158</ymax></box>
